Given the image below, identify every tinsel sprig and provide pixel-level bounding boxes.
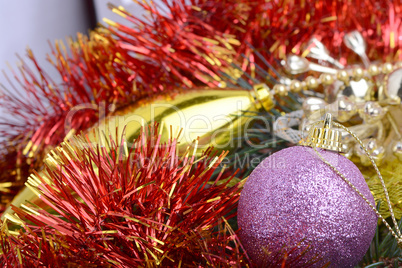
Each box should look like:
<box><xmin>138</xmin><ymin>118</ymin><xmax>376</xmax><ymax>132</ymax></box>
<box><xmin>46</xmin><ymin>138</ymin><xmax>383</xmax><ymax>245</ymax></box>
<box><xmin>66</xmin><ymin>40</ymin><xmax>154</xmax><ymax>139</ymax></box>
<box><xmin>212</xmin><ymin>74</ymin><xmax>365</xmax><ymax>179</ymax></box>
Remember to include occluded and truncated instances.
<box><xmin>1</xmin><ymin>125</ymin><xmax>248</xmax><ymax>267</ymax></box>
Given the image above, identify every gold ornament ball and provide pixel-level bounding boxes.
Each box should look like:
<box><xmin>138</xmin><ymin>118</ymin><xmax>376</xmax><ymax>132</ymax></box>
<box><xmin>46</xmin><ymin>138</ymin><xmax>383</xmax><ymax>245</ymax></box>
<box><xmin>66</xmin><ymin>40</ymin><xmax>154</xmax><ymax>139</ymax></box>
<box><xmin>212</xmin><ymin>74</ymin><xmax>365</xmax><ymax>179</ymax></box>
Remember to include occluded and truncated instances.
<box><xmin>337</xmin><ymin>70</ymin><xmax>349</xmax><ymax>83</ymax></box>
<box><xmin>290</xmin><ymin>80</ymin><xmax>302</xmax><ymax>92</ymax></box>
<box><xmin>274</xmin><ymin>84</ymin><xmax>288</xmax><ymax>96</ymax></box>
<box><xmin>382</xmin><ymin>63</ymin><xmax>394</xmax><ymax>74</ymax></box>
<box><xmin>320</xmin><ymin>73</ymin><xmax>334</xmax><ymax>86</ymax></box>
<box><xmin>352</xmin><ymin>68</ymin><xmax>364</xmax><ymax>81</ymax></box>
<box><xmin>368</xmin><ymin>65</ymin><xmax>380</xmax><ymax>76</ymax></box>
<box><xmin>306</xmin><ymin>76</ymin><xmax>319</xmax><ymax>89</ymax></box>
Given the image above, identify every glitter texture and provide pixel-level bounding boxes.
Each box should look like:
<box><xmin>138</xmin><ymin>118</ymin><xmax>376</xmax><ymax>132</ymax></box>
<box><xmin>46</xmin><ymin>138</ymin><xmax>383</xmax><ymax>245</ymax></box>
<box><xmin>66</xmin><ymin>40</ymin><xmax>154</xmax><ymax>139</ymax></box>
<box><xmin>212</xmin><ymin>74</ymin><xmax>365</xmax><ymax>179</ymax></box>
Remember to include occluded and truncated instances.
<box><xmin>238</xmin><ymin>146</ymin><xmax>377</xmax><ymax>267</ymax></box>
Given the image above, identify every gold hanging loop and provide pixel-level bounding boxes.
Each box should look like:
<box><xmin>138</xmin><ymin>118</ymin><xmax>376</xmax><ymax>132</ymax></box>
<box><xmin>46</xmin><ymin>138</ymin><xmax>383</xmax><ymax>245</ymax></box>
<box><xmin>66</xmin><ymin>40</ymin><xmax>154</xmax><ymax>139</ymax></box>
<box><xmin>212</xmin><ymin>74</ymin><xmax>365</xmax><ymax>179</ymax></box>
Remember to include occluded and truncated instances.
<box><xmin>306</xmin><ymin>113</ymin><xmax>402</xmax><ymax>247</ymax></box>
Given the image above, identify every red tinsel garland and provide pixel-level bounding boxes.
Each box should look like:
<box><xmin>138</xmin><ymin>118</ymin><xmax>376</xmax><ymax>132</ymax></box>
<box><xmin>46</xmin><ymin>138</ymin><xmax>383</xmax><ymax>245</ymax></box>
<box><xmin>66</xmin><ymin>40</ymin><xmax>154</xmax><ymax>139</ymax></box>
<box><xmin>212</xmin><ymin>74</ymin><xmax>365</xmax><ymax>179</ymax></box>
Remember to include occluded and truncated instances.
<box><xmin>1</xmin><ymin>1</ymin><xmax>401</xmax><ymax>211</ymax></box>
<box><xmin>1</xmin><ymin>125</ymin><xmax>247</xmax><ymax>267</ymax></box>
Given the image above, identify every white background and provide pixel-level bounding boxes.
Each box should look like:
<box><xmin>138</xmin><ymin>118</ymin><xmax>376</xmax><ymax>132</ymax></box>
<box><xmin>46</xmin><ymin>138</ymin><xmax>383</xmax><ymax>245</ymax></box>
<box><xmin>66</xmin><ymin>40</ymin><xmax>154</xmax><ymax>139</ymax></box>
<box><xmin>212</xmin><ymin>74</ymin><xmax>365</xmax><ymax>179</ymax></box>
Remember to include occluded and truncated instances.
<box><xmin>0</xmin><ymin>0</ymin><xmax>146</xmax><ymax>119</ymax></box>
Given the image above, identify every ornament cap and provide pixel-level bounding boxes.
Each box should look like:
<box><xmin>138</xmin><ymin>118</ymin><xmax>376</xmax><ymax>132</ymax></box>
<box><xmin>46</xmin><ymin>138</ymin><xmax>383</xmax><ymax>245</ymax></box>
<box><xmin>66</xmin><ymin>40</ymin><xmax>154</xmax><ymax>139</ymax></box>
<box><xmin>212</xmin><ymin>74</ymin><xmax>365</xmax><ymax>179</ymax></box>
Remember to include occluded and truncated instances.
<box><xmin>306</xmin><ymin>113</ymin><xmax>344</xmax><ymax>152</ymax></box>
<box><xmin>252</xmin><ymin>83</ymin><xmax>275</xmax><ymax>111</ymax></box>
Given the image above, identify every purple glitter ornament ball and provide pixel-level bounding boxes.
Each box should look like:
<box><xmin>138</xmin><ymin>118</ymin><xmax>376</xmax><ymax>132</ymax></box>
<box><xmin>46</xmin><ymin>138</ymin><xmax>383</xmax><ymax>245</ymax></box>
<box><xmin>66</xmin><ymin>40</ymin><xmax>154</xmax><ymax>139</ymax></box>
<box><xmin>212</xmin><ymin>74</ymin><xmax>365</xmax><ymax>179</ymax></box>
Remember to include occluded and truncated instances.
<box><xmin>238</xmin><ymin>146</ymin><xmax>377</xmax><ymax>267</ymax></box>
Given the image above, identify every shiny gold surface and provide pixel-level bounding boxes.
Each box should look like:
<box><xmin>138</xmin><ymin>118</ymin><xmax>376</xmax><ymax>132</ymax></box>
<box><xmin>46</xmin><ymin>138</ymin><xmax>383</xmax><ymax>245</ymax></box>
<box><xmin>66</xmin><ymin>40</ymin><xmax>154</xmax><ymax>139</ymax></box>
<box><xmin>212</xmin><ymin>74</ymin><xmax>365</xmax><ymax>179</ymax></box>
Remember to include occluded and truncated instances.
<box><xmin>88</xmin><ymin>88</ymin><xmax>270</xmax><ymax>152</ymax></box>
